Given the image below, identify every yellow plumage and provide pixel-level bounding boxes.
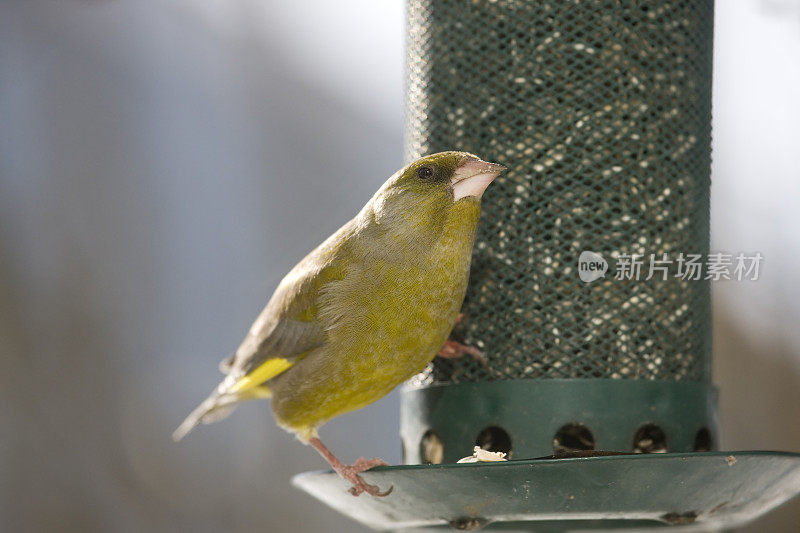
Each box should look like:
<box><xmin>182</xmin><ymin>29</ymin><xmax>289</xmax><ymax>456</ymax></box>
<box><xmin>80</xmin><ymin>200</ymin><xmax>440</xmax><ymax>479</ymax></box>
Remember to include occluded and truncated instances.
<box><xmin>229</xmin><ymin>358</ymin><xmax>294</xmax><ymax>395</ymax></box>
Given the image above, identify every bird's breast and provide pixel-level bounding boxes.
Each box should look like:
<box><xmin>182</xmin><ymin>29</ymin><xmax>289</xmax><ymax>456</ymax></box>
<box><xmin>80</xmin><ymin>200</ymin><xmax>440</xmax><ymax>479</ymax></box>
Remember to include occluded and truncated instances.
<box><xmin>270</xmin><ymin>200</ymin><xmax>481</xmax><ymax>432</ymax></box>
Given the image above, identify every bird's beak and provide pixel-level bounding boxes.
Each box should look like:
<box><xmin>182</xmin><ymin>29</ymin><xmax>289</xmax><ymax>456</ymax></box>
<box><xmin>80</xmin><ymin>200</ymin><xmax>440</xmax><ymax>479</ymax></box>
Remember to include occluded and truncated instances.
<box><xmin>451</xmin><ymin>157</ymin><xmax>506</xmax><ymax>201</ymax></box>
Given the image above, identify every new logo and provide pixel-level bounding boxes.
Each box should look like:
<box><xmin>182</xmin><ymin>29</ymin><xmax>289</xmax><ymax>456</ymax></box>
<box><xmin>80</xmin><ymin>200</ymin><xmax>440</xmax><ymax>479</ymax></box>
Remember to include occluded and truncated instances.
<box><xmin>578</xmin><ymin>251</ymin><xmax>608</xmax><ymax>283</ymax></box>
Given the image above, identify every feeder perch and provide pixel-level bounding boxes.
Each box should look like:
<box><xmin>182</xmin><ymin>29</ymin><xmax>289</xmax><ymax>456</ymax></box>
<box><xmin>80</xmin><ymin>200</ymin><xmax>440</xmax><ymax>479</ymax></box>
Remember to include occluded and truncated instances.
<box><xmin>294</xmin><ymin>0</ymin><xmax>800</xmax><ymax>529</ymax></box>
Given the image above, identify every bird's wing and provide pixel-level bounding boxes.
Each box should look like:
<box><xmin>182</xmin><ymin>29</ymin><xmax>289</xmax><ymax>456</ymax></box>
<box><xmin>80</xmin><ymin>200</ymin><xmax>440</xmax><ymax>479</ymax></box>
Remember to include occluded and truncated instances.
<box><xmin>173</xmin><ymin>296</ymin><xmax>330</xmax><ymax>441</ymax></box>
<box><xmin>220</xmin><ymin>229</ymin><xmax>351</xmax><ymax>393</ymax></box>
<box><xmin>224</xmin><ymin>317</ymin><xmax>324</xmax><ymax>394</ymax></box>
<box><xmin>173</xmin><ymin>221</ymin><xmax>356</xmax><ymax>441</ymax></box>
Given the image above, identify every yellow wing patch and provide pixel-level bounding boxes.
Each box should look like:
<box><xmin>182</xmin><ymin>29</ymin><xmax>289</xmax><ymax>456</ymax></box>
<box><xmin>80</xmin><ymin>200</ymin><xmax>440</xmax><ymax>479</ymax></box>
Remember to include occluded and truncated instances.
<box><xmin>229</xmin><ymin>358</ymin><xmax>294</xmax><ymax>394</ymax></box>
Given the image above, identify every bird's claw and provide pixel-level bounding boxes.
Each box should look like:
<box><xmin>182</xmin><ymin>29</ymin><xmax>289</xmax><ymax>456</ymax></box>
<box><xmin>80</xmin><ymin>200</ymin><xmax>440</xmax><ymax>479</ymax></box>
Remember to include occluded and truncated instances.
<box><xmin>340</xmin><ymin>457</ymin><xmax>393</xmax><ymax>497</ymax></box>
<box><xmin>437</xmin><ymin>339</ymin><xmax>487</xmax><ymax>366</ymax></box>
<box><xmin>347</xmin><ymin>478</ymin><xmax>394</xmax><ymax>497</ymax></box>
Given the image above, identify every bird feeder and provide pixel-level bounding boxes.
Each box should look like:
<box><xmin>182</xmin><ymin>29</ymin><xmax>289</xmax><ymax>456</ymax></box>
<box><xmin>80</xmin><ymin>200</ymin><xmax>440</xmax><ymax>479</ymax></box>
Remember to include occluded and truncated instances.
<box><xmin>294</xmin><ymin>1</ymin><xmax>800</xmax><ymax>529</ymax></box>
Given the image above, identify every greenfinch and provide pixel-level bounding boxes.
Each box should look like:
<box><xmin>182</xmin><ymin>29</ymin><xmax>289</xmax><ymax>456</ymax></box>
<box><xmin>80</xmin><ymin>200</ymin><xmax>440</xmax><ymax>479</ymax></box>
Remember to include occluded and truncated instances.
<box><xmin>173</xmin><ymin>152</ymin><xmax>505</xmax><ymax>496</ymax></box>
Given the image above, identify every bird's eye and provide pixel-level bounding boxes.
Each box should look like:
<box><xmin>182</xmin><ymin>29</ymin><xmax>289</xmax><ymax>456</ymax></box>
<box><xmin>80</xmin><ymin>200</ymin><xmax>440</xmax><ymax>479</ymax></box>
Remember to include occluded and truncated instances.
<box><xmin>417</xmin><ymin>166</ymin><xmax>435</xmax><ymax>180</ymax></box>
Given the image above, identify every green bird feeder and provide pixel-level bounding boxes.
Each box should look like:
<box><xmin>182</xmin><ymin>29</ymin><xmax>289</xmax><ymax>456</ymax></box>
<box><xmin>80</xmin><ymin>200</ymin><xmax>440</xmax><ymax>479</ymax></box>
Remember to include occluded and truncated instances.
<box><xmin>295</xmin><ymin>0</ymin><xmax>800</xmax><ymax>530</ymax></box>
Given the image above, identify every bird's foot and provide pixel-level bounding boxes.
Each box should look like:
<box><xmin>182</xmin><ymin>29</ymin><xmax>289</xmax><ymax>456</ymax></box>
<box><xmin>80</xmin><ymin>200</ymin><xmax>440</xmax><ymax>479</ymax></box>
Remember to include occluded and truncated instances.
<box><xmin>308</xmin><ymin>437</ymin><xmax>393</xmax><ymax>497</ymax></box>
<box><xmin>437</xmin><ymin>339</ymin><xmax>487</xmax><ymax>365</ymax></box>
<box><xmin>337</xmin><ymin>457</ymin><xmax>393</xmax><ymax>497</ymax></box>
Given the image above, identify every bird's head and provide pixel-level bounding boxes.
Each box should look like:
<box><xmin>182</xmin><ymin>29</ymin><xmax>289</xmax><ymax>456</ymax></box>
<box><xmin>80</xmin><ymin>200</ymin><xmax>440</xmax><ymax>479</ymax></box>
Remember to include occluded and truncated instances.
<box><xmin>369</xmin><ymin>152</ymin><xmax>506</xmax><ymax>234</ymax></box>
<box><xmin>394</xmin><ymin>151</ymin><xmax>506</xmax><ymax>203</ymax></box>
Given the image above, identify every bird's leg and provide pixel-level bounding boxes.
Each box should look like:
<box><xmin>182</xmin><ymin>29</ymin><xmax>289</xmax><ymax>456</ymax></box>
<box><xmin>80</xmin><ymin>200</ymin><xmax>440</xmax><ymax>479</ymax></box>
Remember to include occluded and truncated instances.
<box><xmin>308</xmin><ymin>437</ymin><xmax>393</xmax><ymax>497</ymax></box>
<box><xmin>437</xmin><ymin>314</ymin><xmax>487</xmax><ymax>365</ymax></box>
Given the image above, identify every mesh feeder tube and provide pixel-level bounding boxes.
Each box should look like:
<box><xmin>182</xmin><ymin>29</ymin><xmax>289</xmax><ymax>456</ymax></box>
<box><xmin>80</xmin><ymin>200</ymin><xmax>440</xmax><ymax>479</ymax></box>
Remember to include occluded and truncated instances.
<box><xmin>293</xmin><ymin>2</ymin><xmax>800</xmax><ymax>529</ymax></box>
<box><xmin>401</xmin><ymin>0</ymin><xmax>715</xmax><ymax>464</ymax></box>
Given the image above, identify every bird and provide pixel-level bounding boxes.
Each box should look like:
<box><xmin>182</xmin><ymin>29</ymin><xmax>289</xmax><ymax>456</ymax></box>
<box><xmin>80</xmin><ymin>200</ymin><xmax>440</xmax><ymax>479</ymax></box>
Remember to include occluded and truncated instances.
<box><xmin>173</xmin><ymin>151</ymin><xmax>505</xmax><ymax>496</ymax></box>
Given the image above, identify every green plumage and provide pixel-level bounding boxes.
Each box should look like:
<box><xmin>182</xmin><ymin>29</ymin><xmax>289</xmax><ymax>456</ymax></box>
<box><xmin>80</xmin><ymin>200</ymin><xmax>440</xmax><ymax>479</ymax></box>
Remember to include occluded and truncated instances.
<box><xmin>174</xmin><ymin>151</ymin><xmax>503</xmax><ymax>444</ymax></box>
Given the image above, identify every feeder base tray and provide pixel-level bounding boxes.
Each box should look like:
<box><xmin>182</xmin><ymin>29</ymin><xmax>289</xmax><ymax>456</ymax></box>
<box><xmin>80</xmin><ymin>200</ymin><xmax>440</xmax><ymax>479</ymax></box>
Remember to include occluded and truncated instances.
<box><xmin>293</xmin><ymin>451</ymin><xmax>800</xmax><ymax>531</ymax></box>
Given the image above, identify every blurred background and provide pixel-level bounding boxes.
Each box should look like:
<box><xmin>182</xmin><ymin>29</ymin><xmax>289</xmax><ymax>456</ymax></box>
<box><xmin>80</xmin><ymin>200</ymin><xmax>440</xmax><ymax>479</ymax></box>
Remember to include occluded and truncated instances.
<box><xmin>1</xmin><ymin>0</ymin><xmax>798</xmax><ymax>531</ymax></box>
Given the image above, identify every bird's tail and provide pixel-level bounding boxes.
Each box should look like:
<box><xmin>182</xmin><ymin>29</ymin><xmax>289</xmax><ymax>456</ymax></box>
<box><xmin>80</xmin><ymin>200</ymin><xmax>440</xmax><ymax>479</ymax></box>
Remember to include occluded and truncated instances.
<box><xmin>172</xmin><ymin>391</ymin><xmax>238</xmax><ymax>442</ymax></box>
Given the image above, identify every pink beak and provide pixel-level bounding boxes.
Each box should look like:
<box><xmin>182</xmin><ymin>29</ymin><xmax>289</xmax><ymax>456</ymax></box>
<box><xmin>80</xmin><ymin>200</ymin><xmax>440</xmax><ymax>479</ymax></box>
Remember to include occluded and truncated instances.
<box><xmin>451</xmin><ymin>157</ymin><xmax>506</xmax><ymax>201</ymax></box>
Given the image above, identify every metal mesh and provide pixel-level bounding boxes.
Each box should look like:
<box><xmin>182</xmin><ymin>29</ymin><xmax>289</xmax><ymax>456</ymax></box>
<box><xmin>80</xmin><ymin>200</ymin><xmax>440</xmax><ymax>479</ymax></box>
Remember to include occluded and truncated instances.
<box><xmin>406</xmin><ymin>0</ymin><xmax>713</xmax><ymax>385</ymax></box>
